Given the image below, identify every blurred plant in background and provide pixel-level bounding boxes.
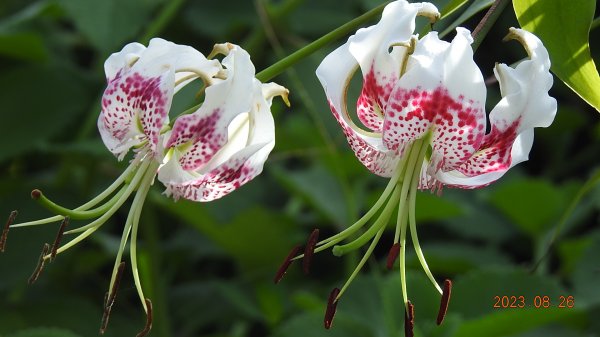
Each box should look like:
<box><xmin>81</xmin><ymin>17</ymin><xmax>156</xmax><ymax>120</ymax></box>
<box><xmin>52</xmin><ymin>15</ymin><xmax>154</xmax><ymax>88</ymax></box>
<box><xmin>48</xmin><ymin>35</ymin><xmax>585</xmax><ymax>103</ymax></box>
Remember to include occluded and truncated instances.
<box><xmin>0</xmin><ymin>1</ymin><xmax>599</xmax><ymax>337</ymax></box>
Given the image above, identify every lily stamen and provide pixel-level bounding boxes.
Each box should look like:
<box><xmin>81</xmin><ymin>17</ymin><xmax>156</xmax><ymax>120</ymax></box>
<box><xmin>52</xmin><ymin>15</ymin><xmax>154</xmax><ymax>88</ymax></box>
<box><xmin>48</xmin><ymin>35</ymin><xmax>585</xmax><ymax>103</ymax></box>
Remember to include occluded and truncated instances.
<box><xmin>136</xmin><ymin>299</ymin><xmax>153</xmax><ymax>337</ymax></box>
<box><xmin>28</xmin><ymin>243</ymin><xmax>50</xmax><ymax>284</ymax></box>
<box><xmin>437</xmin><ymin>279</ymin><xmax>452</xmax><ymax>325</ymax></box>
<box><xmin>0</xmin><ymin>210</ymin><xmax>16</xmax><ymax>252</ymax></box>
<box><xmin>303</xmin><ymin>229</ymin><xmax>319</xmax><ymax>274</ymax></box>
<box><xmin>50</xmin><ymin>216</ymin><xmax>69</xmax><ymax>261</ymax></box>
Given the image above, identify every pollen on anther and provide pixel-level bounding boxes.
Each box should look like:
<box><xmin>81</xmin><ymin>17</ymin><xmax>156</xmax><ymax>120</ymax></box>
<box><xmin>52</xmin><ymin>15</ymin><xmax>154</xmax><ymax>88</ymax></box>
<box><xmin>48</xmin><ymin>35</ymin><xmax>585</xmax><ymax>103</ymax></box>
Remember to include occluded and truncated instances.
<box><xmin>0</xmin><ymin>210</ymin><xmax>17</xmax><ymax>253</ymax></box>
<box><xmin>324</xmin><ymin>287</ymin><xmax>340</xmax><ymax>329</ymax></box>
<box><xmin>386</xmin><ymin>243</ymin><xmax>400</xmax><ymax>270</ymax></box>
<box><xmin>437</xmin><ymin>279</ymin><xmax>452</xmax><ymax>325</ymax></box>
<box><xmin>28</xmin><ymin>243</ymin><xmax>50</xmax><ymax>284</ymax></box>
<box><xmin>404</xmin><ymin>300</ymin><xmax>414</xmax><ymax>337</ymax></box>
<box><xmin>303</xmin><ymin>229</ymin><xmax>319</xmax><ymax>275</ymax></box>
<box><xmin>274</xmin><ymin>245</ymin><xmax>301</xmax><ymax>284</ymax></box>
<box><xmin>50</xmin><ymin>217</ymin><xmax>69</xmax><ymax>261</ymax></box>
<box><xmin>136</xmin><ymin>298</ymin><xmax>153</xmax><ymax>337</ymax></box>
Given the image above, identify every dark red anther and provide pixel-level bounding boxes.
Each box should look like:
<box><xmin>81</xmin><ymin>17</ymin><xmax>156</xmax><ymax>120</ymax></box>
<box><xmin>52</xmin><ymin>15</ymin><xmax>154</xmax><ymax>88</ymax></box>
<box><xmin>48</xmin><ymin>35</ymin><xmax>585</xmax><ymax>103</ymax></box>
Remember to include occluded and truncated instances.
<box><xmin>404</xmin><ymin>300</ymin><xmax>414</xmax><ymax>337</ymax></box>
<box><xmin>386</xmin><ymin>243</ymin><xmax>401</xmax><ymax>270</ymax></box>
<box><xmin>28</xmin><ymin>243</ymin><xmax>50</xmax><ymax>284</ymax></box>
<box><xmin>30</xmin><ymin>189</ymin><xmax>41</xmax><ymax>200</ymax></box>
<box><xmin>303</xmin><ymin>229</ymin><xmax>319</xmax><ymax>275</ymax></box>
<box><xmin>0</xmin><ymin>210</ymin><xmax>17</xmax><ymax>253</ymax></box>
<box><xmin>50</xmin><ymin>217</ymin><xmax>69</xmax><ymax>261</ymax></box>
<box><xmin>437</xmin><ymin>279</ymin><xmax>452</xmax><ymax>325</ymax></box>
<box><xmin>274</xmin><ymin>245</ymin><xmax>301</xmax><ymax>284</ymax></box>
<box><xmin>100</xmin><ymin>262</ymin><xmax>126</xmax><ymax>334</ymax></box>
<box><xmin>324</xmin><ymin>287</ymin><xmax>340</xmax><ymax>329</ymax></box>
<box><xmin>136</xmin><ymin>298</ymin><xmax>153</xmax><ymax>337</ymax></box>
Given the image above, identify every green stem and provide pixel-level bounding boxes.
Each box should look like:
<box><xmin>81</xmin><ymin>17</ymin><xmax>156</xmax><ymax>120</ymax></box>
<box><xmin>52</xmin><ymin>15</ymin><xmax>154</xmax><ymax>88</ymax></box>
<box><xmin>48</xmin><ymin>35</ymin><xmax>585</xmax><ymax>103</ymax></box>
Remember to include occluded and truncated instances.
<box><xmin>140</xmin><ymin>0</ymin><xmax>187</xmax><ymax>45</ymax></box>
<box><xmin>130</xmin><ymin>164</ymin><xmax>157</xmax><ymax>313</ymax></box>
<box><xmin>47</xmin><ymin>159</ymin><xmax>152</xmax><ymax>258</ymax></box>
<box><xmin>591</xmin><ymin>16</ymin><xmax>600</xmax><ymax>31</ymax></box>
<box><xmin>471</xmin><ymin>0</ymin><xmax>510</xmax><ymax>51</ymax></box>
<box><xmin>407</xmin><ymin>140</ymin><xmax>442</xmax><ymax>295</ymax></box>
<box><xmin>255</xmin><ymin>2</ymin><xmax>389</xmax><ymax>82</ymax></box>
<box><xmin>332</xmin><ymin>186</ymin><xmax>401</xmax><ymax>256</ymax></box>
<box><xmin>33</xmin><ymin>187</ymin><xmax>127</xmax><ymax>221</ymax></box>
<box><xmin>336</xmin><ymin>226</ymin><xmax>386</xmax><ymax>300</ymax></box>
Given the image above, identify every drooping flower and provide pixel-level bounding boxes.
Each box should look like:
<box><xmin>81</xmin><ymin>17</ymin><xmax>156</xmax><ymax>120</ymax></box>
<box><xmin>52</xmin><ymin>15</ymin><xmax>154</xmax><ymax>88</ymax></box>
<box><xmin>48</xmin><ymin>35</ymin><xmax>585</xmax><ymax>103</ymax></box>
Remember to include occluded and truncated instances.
<box><xmin>1</xmin><ymin>39</ymin><xmax>288</xmax><ymax>336</ymax></box>
<box><xmin>276</xmin><ymin>0</ymin><xmax>556</xmax><ymax>331</ymax></box>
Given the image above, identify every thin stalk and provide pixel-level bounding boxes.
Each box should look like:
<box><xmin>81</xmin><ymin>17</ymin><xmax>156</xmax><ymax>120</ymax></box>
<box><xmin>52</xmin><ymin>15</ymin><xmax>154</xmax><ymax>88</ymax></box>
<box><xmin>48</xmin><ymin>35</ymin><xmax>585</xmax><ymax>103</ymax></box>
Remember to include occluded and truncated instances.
<box><xmin>46</xmin><ymin>159</ymin><xmax>152</xmax><ymax>258</ymax></box>
<box><xmin>407</xmin><ymin>141</ymin><xmax>442</xmax><ymax>294</ymax></box>
<box><xmin>332</xmin><ymin>187</ymin><xmax>401</xmax><ymax>256</ymax></box>
<box><xmin>471</xmin><ymin>0</ymin><xmax>510</xmax><ymax>51</ymax></box>
<box><xmin>255</xmin><ymin>2</ymin><xmax>389</xmax><ymax>82</ymax></box>
<box><xmin>336</xmin><ymin>226</ymin><xmax>386</xmax><ymax>300</ymax></box>
<box><xmin>130</xmin><ymin>165</ymin><xmax>157</xmax><ymax>313</ymax></box>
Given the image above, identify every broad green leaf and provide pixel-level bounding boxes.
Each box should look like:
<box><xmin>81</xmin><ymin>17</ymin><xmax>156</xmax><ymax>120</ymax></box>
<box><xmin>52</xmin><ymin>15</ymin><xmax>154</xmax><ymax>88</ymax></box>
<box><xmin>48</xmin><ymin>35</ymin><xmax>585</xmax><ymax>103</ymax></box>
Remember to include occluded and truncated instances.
<box><xmin>7</xmin><ymin>328</ymin><xmax>82</xmax><ymax>337</ymax></box>
<box><xmin>155</xmin><ymin>197</ymin><xmax>297</xmax><ymax>269</ymax></box>
<box><xmin>439</xmin><ymin>0</ymin><xmax>494</xmax><ymax>37</ymax></box>
<box><xmin>439</xmin><ymin>0</ymin><xmax>469</xmax><ymax>19</ymax></box>
<box><xmin>273</xmin><ymin>164</ymin><xmax>349</xmax><ymax>225</ymax></box>
<box><xmin>0</xmin><ymin>65</ymin><xmax>92</xmax><ymax>162</ymax></box>
<box><xmin>415</xmin><ymin>192</ymin><xmax>463</xmax><ymax>222</ymax></box>
<box><xmin>56</xmin><ymin>0</ymin><xmax>164</xmax><ymax>53</ymax></box>
<box><xmin>572</xmin><ymin>234</ymin><xmax>600</xmax><ymax>306</ymax></box>
<box><xmin>0</xmin><ymin>33</ymin><xmax>46</xmax><ymax>61</ymax></box>
<box><xmin>514</xmin><ymin>0</ymin><xmax>600</xmax><ymax>112</ymax></box>
<box><xmin>488</xmin><ymin>179</ymin><xmax>565</xmax><ymax>237</ymax></box>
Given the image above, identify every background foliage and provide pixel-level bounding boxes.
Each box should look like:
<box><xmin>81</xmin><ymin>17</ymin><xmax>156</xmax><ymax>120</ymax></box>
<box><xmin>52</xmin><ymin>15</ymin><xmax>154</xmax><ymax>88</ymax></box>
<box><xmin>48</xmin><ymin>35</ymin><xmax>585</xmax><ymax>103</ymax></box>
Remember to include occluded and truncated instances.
<box><xmin>1</xmin><ymin>0</ymin><xmax>599</xmax><ymax>336</ymax></box>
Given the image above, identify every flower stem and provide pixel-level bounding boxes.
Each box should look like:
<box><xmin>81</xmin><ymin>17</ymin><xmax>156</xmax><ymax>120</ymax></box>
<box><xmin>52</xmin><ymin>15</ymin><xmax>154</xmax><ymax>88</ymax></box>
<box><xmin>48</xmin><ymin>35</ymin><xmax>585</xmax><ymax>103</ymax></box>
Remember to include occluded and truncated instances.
<box><xmin>471</xmin><ymin>0</ymin><xmax>510</xmax><ymax>51</ymax></box>
<box><xmin>255</xmin><ymin>2</ymin><xmax>390</xmax><ymax>82</ymax></box>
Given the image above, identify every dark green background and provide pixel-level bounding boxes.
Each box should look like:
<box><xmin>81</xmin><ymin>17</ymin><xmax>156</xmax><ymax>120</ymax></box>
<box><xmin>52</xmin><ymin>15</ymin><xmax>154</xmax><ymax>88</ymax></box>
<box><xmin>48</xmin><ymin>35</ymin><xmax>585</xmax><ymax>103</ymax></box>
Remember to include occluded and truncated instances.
<box><xmin>0</xmin><ymin>0</ymin><xmax>599</xmax><ymax>336</ymax></box>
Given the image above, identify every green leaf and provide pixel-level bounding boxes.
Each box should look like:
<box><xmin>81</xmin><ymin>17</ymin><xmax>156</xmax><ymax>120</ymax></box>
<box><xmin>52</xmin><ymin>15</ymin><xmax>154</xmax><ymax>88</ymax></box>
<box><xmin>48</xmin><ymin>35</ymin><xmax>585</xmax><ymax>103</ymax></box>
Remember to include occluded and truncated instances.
<box><xmin>156</xmin><ymin>197</ymin><xmax>297</xmax><ymax>269</ymax></box>
<box><xmin>487</xmin><ymin>179</ymin><xmax>564</xmax><ymax>237</ymax></box>
<box><xmin>513</xmin><ymin>0</ymin><xmax>600</xmax><ymax>112</ymax></box>
<box><xmin>450</xmin><ymin>268</ymin><xmax>583</xmax><ymax>336</ymax></box>
<box><xmin>273</xmin><ymin>164</ymin><xmax>349</xmax><ymax>225</ymax></box>
<box><xmin>56</xmin><ymin>0</ymin><xmax>164</xmax><ymax>53</ymax></box>
<box><xmin>0</xmin><ymin>33</ymin><xmax>46</xmax><ymax>61</ymax></box>
<box><xmin>0</xmin><ymin>64</ymin><xmax>92</xmax><ymax>162</ymax></box>
<box><xmin>439</xmin><ymin>0</ymin><xmax>494</xmax><ymax>37</ymax></box>
<box><xmin>572</xmin><ymin>234</ymin><xmax>600</xmax><ymax>306</ymax></box>
<box><xmin>439</xmin><ymin>0</ymin><xmax>469</xmax><ymax>19</ymax></box>
<box><xmin>6</xmin><ymin>328</ymin><xmax>82</xmax><ymax>337</ymax></box>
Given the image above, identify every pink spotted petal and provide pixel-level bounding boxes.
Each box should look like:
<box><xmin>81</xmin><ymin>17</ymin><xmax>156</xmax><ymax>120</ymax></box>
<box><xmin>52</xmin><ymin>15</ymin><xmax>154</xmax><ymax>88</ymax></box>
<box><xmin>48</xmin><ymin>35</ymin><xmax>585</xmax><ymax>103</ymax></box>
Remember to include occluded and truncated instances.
<box><xmin>98</xmin><ymin>38</ymin><xmax>221</xmax><ymax>159</ymax></box>
<box><xmin>351</xmin><ymin>1</ymin><xmax>439</xmax><ymax>131</ymax></box>
<box><xmin>433</xmin><ymin>28</ymin><xmax>556</xmax><ymax>188</ymax></box>
<box><xmin>165</xmin><ymin>45</ymin><xmax>255</xmax><ymax>171</ymax></box>
<box><xmin>161</xmin><ymin>143</ymin><xmax>268</xmax><ymax>201</ymax></box>
<box><xmin>383</xmin><ymin>28</ymin><xmax>486</xmax><ymax>170</ymax></box>
<box><xmin>99</xmin><ymin>69</ymin><xmax>174</xmax><ymax>159</ymax></box>
<box><xmin>316</xmin><ymin>32</ymin><xmax>401</xmax><ymax>177</ymax></box>
<box><xmin>159</xmin><ymin>76</ymin><xmax>285</xmax><ymax>201</ymax></box>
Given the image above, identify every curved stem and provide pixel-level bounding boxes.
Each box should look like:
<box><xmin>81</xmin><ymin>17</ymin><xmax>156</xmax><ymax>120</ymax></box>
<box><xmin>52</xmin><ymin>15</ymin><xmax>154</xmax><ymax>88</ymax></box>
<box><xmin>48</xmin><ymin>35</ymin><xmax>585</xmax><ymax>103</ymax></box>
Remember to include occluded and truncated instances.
<box><xmin>34</xmin><ymin>187</ymin><xmax>128</xmax><ymax>221</ymax></box>
<box><xmin>129</xmin><ymin>164</ymin><xmax>157</xmax><ymax>313</ymax></box>
<box><xmin>332</xmin><ymin>186</ymin><xmax>401</xmax><ymax>256</ymax></box>
<box><xmin>336</xmin><ymin>226</ymin><xmax>386</xmax><ymax>300</ymax></box>
<box><xmin>11</xmin><ymin>156</ymin><xmax>142</xmax><ymax>228</ymax></box>
<box><xmin>255</xmin><ymin>2</ymin><xmax>389</xmax><ymax>82</ymax></box>
<box><xmin>45</xmin><ymin>160</ymin><xmax>152</xmax><ymax>259</ymax></box>
<box><xmin>407</xmin><ymin>141</ymin><xmax>442</xmax><ymax>295</ymax></box>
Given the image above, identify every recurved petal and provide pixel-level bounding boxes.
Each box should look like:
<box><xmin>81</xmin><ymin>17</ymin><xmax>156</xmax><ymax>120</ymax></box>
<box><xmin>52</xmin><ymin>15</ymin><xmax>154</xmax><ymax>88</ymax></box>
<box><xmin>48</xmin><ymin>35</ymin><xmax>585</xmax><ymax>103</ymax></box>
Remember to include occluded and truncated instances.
<box><xmin>351</xmin><ymin>1</ymin><xmax>439</xmax><ymax>132</ymax></box>
<box><xmin>165</xmin><ymin>45</ymin><xmax>255</xmax><ymax>171</ymax></box>
<box><xmin>434</xmin><ymin>28</ymin><xmax>556</xmax><ymax>188</ymax></box>
<box><xmin>99</xmin><ymin>68</ymin><xmax>175</xmax><ymax>159</ymax></box>
<box><xmin>316</xmin><ymin>37</ymin><xmax>401</xmax><ymax>177</ymax></box>
<box><xmin>104</xmin><ymin>42</ymin><xmax>146</xmax><ymax>80</ymax></box>
<box><xmin>383</xmin><ymin>28</ymin><xmax>486</xmax><ymax>170</ymax></box>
